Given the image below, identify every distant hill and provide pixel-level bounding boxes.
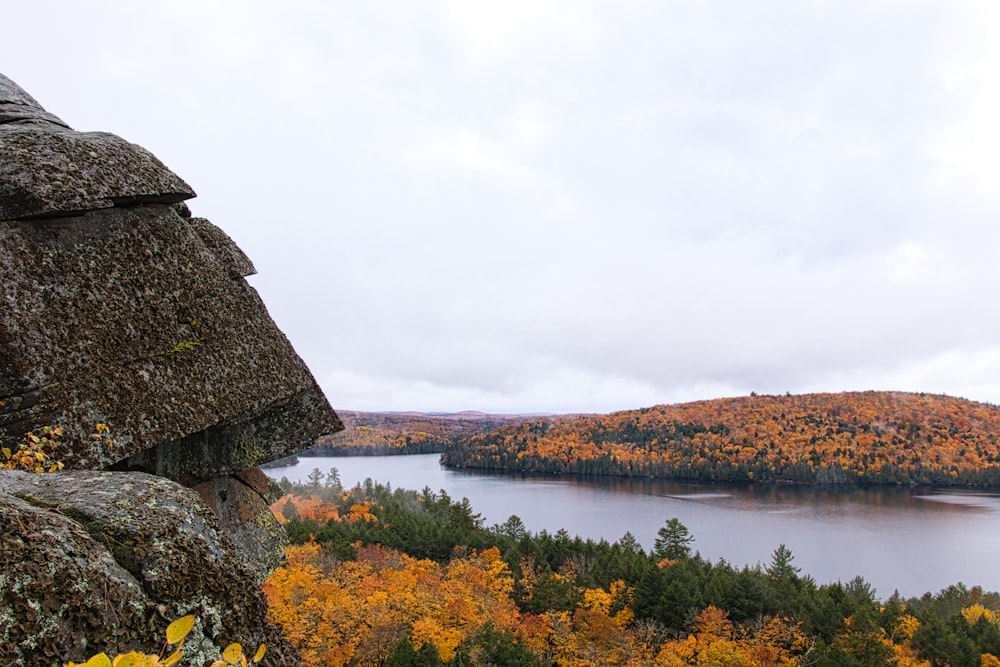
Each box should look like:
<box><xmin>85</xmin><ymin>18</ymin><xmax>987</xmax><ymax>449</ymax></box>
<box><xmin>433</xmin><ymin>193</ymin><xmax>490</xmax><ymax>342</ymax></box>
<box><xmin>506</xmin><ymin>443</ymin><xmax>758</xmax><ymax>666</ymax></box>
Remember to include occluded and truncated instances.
<box><xmin>307</xmin><ymin>410</ymin><xmax>543</xmax><ymax>456</ymax></box>
<box><xmin>441</xmin><ymin>391</ymin><xmax>1000</xmax><ymax>486</ymax></box>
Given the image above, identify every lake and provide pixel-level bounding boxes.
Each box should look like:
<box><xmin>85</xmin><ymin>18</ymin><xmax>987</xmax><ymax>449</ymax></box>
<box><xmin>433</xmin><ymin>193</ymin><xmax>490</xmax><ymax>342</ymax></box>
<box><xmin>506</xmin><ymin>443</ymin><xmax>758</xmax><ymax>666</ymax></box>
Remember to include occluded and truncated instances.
<box><xmin>264</xmin><ymin>453</ymin><xmax>1000</xmax><ymax>599</ymax></box>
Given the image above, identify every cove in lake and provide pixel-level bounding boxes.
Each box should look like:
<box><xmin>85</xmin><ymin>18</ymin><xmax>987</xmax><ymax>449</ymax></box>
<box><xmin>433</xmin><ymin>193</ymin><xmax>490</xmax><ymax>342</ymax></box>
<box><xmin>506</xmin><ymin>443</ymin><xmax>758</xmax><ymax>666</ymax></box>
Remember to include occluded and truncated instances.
<box><xmin>265</xmin><ymin>453</ymin><xmax>1000</xmax><ymax>600</ymax></box>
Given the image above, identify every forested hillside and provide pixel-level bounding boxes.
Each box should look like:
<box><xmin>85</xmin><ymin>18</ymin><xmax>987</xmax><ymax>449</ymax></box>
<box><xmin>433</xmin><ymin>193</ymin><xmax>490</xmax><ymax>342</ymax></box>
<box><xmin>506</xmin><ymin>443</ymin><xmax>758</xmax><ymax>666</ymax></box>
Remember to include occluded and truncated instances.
<box><xmin>265</xmin><ymin>476</ymin><xmax>1000</xmax><ymax>666</ymax></box>
<box><xmin>310</xmin><ymin>410</ymin><xmax>541</xmax><ymax>455</ymax></box>
<box><xmin>442</xmin><ymin>392</ymin><xmax>1000</xmax><ymax>486</ymax></box>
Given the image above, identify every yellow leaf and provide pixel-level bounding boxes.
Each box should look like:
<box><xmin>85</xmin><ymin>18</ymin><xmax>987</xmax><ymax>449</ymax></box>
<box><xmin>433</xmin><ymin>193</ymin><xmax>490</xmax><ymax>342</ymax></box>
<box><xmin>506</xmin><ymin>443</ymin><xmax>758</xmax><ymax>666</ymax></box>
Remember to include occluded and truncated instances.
<box><xmin>2</xmin><ymin>447</ymin><xmax>10</xmax><ymax>459</ymax></box>
<box><xmin>210</xmin><ymin>662</ymin><xmax>227</xmax><ymax>667</ymax></box>
<box><xmin>80</xmin><ymin>653</ymin><xmax>113</xmax><ymax>667</ymax></box>
<box><xmin>251</xmin><ymin>644</ymin><xmax>266</xmax><ymax>663</ymax></box>
<box><xmin>111</xmin><ymin>651</ymin><xmax>147</xmax><ymax>667</ymax></box>
<box><xmin>160</xmin><ymin>647</ymin><xmax>184</xmax><ymax>667</ymax></box>
<box><xmin>221</xmin><ymin>643</ymin><xmax>243</xmax><ymax>663</ymax></box>
<box><xmin>166</xmin><ymin>615</ymin><xmax>196</xmax><ymax>644</ymax></box>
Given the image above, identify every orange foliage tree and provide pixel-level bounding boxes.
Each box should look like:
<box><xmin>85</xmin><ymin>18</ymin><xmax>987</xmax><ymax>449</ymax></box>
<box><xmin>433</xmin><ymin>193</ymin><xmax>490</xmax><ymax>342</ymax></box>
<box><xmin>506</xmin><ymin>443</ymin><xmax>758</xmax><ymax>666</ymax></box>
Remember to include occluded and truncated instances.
<box><xmin>263</xmin><ymin>543</ymin><xmax>522</xmax><ymax>666</ymax></box>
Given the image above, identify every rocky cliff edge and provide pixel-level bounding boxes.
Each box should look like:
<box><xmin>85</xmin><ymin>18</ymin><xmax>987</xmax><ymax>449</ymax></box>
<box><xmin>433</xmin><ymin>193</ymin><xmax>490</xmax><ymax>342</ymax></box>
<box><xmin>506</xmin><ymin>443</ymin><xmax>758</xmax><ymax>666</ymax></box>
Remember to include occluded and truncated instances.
<box><xmin>0</xmin><ymin>73</ymin><xmax>343</xmax><ymax>666</ymax></box>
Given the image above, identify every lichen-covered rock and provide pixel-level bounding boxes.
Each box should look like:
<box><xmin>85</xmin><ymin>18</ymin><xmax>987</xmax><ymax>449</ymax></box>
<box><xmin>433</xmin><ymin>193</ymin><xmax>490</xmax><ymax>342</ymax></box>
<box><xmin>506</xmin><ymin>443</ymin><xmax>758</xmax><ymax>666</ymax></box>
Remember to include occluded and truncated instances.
<box><xmin>0</xmin><ymin>125</ymin><xmax>196</xmax><ymax>220</ymax></box>
<box><xmin>0</xmin><ymin>72</ymin><xmax>342</xmax><ymax>480</ymax></box>
<box><xmin>0</xmin><ymin>469</ymin><xmax>297</xmax><ymax>667</ymax></box>
<box><xmin>0</xmin><ymin>74</ymin><xmax>70</xmax><ymax>128</ymax></box>
<box><xmin>0</xmin><ymin>73</ymin><xmax>343</xmax><ymax>666</ymax></box>
<box><xmin>0</xmin><ymin>74</ymin><xmax>195</xmax><ymax>220</ymax></box>
<box><xmin>193</xmin><ymin>475</ymin><xmax>287</xmax><ymax>585</ymax></box>
<box><xmin>0</xmin><ymin>205</ymin><xmax>341</xmax><ymax>479</ymax></box>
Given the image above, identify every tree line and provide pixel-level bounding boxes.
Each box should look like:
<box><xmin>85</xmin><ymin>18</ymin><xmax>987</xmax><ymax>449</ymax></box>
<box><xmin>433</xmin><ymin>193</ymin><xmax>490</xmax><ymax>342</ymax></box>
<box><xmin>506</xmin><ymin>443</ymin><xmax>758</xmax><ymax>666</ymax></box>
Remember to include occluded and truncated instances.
<box><xmin>443</xmin><ymin>391</ymin><xmax>1000</xmax><ymax>486</ymax></box>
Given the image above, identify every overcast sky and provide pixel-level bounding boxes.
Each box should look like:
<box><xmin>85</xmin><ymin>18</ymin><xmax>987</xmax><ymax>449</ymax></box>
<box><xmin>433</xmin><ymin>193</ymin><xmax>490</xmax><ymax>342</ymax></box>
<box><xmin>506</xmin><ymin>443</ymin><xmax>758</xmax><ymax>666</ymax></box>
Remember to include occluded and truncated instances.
<box><xmin>4</xmin><ymin>1</ymin><xmax>1000</xmax><ymax>414</ymax></box>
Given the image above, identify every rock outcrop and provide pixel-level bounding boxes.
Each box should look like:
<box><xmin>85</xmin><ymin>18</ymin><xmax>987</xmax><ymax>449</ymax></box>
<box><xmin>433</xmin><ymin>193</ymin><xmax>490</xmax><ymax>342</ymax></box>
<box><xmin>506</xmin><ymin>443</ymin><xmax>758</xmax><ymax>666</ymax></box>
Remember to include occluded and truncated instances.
<box><xmin>0</xmin><ymin>74</ymin><xmax>342</xmax><ymax>666</ymax></box>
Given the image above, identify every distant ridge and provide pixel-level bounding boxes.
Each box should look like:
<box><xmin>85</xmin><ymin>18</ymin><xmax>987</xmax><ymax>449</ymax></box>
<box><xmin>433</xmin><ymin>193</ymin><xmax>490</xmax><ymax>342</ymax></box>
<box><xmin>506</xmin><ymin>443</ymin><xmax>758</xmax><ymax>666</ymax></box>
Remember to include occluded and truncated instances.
<box><xmin>337</xmin><ymin>409</ymin><xmax>558</xmax><ymax>419</ymax></box>
<box><xmin>308</xmin><ymin>410</ymin><xmax>541</xmax><ymax>456</ymax></box>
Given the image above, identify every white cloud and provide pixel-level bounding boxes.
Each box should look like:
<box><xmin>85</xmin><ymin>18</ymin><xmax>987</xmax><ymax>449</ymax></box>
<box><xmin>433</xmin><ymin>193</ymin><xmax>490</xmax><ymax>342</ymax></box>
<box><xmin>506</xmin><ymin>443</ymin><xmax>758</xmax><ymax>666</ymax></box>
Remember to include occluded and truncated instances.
<box><xmin>435</xmin><ymin>126</ymin><xmax>537</xmax><ymax>181</ymax></box>
<box><xmin>5</xmin><ymin>0</ymin><xmax>1000</xmax><ymax>412</ymax></box>
<box><xmin>929</xmin><ymin>1</ymin><xmax>1000</xmax><ymax>195</ymax></box>
<box><xmin>886</xmin><ymin>243</ymin><xmax>932</xmax><ymax>283</ymax></box>
<box><xmin>443</xmin><ymin>0</ymin><xmax>600</xmax><ymax>57</ymax></box>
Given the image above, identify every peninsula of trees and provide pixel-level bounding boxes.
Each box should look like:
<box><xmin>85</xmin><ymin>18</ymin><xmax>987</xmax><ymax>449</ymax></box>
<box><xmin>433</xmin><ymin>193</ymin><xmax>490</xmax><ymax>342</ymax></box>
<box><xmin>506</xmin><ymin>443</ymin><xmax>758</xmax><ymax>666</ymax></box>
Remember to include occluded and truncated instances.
<box><xmin>442</xmin><ymin>391</ymin><xmax>1000</xmax><ymax>486</ymax></box>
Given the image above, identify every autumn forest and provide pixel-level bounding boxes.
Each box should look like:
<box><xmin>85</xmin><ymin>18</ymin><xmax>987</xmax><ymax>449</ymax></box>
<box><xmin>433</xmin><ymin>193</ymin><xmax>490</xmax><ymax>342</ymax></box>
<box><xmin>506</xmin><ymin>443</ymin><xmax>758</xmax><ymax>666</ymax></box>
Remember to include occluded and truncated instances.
<box><xmin>258</xmin><ymin>391</ymin><xmax>1000</xmax><ymax>665</ymax></box>
<box><xmin>265</xmin><ymin>474</ymin><xmax>1000</xmax><ymax>666</ymax></box>
<box><xmin>254</xmin><ymin>392</ymin><xmax>1000</xmax><ymax>667</ymax></box>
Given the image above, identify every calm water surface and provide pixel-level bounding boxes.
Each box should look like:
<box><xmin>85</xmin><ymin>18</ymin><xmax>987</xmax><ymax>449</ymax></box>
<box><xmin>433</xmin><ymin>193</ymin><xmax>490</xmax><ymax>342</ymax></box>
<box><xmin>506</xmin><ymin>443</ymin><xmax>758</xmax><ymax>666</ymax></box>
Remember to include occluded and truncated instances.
<box><xmin>265</xmin><ymin>454</ymin><xmax>1000</xmax><ymax>599</ymax></box>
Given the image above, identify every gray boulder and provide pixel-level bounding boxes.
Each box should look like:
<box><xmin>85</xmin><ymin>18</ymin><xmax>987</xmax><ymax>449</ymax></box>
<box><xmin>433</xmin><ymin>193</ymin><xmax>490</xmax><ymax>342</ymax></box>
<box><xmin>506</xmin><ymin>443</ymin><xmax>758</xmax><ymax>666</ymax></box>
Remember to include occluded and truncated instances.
<box><xmin>192</xmin><ymin>471</ymin><xmax>287</xmax><ymax>584</ymax></box>
<box><xmin>0</xmin><ymin>469</ymin><xmax>296</xmax><ymax>667</ymax></box>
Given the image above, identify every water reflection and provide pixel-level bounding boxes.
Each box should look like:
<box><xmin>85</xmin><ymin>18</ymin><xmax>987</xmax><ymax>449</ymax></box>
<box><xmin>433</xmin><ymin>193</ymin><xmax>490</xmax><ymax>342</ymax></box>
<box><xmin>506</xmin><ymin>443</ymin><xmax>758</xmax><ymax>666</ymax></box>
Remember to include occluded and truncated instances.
<box><xmin>266</xmin><ymin>454</ymin><xmax>1000</xmax><ymax>599</ymax></box>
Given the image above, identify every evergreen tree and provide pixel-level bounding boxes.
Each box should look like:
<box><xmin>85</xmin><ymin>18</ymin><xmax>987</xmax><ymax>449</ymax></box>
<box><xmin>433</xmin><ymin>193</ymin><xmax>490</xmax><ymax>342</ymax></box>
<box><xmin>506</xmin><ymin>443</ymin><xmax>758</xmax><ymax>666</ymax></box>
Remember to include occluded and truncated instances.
<box><xmin>325</xmin><ymin>466</ymin><xmax>342</xmax><ymax>490</ymax></box>
<box><xmin>767</xmin><ymin>544</ymin><xmax>800</xmax><ymax>579</ymax></box>
<box><xmin>653</xmin><ymin>517</ymin><xmax>694</xmax><ymax>560</ymax></box>
<box><xmin>495</xmin><ymin>514</ymin><xmax>529</xmax><ymax>541</ymax></box>
<box><xmin>618</xmin><ymin>531</ymin><xmax>644</xmax><ymax>555</ymax></box>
